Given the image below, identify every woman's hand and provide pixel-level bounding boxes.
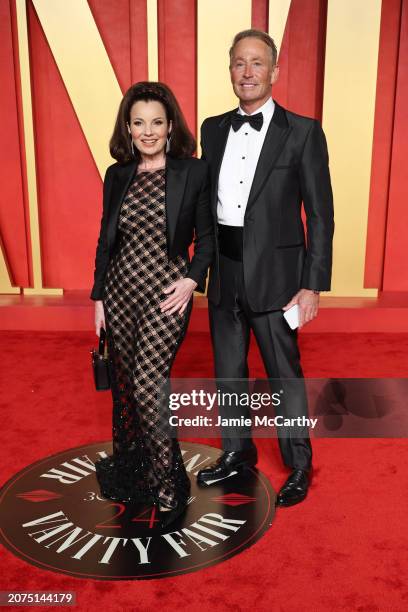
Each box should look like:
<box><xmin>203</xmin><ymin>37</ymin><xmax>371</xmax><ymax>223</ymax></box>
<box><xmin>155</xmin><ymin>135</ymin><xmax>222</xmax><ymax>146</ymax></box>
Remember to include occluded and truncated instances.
<box><xmin>95</xmin><ymin>300</ymin><xmax>106</xmax><ymax>336</ymax></box>
<box><xmin>160</xmin><ymin>278</ymin><xmax>197</xmax><ymax>315</ymax></box>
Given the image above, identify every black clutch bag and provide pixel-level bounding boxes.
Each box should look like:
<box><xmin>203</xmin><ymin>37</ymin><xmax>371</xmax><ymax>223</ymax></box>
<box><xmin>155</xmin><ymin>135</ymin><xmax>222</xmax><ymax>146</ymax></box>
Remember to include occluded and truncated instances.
<box><xmin>91</xmin><ymin>327</ymin><xmax>111</xmax><ymax>391</ymax></box>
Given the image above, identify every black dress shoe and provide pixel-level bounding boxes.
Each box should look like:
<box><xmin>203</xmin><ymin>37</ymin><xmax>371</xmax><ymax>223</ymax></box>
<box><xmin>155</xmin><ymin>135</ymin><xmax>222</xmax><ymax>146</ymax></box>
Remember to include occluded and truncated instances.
<box><xmin>276</xmin><ymin>469</ymin><xmax>311</xmax><ymax>507</ymax></box>
<box><xmin>197</xmin><ymin>448</ymin><xmax>258</xmax><ymax>485</ymax></box>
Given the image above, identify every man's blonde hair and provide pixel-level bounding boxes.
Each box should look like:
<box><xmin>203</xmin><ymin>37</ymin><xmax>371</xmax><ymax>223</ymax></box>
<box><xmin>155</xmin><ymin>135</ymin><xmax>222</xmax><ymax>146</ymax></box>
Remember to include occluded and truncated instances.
<box><xmin>229</xmin><ymin>29</ymin><xmax>278</xmax><ymax>66</ymax></box>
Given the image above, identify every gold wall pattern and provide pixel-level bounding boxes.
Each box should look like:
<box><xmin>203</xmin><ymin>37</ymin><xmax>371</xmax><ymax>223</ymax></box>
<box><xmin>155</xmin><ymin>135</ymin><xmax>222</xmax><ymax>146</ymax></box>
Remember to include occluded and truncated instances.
<box><xmin>2</xmin><ymin>0</ymin><xmax>382</xmax><ymax>298</ymax></box>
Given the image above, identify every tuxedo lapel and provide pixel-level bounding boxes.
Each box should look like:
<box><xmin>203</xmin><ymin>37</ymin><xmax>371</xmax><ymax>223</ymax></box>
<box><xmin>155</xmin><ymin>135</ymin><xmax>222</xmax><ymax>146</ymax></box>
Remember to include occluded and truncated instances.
<box><xmin>107</xmin><ymin>161</ymin><xmax>137</xmax><ymax>249</ymax></box>
<box><xmin>244</xmin><ymin>102</ymin><xmax>292</xmax><ymax>217</ymax></box>
<box><xmin>210</xmin><ymin>111</ymin><xmax>236</xmax><ymax>213</ymax></box>
<box><xmin>106</xmin><ymin>156</ymin><xmax>189</xmax><ymax>254</ymax></box>
<box><xmin>165</xmin><ymin>156</ymin><xmax>189</xmax><ymax>251</ymax></box>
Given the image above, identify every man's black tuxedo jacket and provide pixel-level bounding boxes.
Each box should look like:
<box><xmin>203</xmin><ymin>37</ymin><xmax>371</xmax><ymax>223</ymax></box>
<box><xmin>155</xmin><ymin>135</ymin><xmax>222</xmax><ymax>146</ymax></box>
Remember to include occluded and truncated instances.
<box><xmin>201</xmin><ymin>100</ymin><xmax>334</xmax><ymax>312</ymax></box>
<box><xmin>90</xmin><ymin>155</ymin><xmax>214</xmax><ymax>300</ymax></box>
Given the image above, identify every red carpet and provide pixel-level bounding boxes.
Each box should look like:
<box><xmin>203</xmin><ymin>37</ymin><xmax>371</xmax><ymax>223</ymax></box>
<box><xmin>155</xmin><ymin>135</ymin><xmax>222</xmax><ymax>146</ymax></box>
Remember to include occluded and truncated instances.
<box><xmin>1</xmin><ymin>330</ymin><xmax>408</xmax><ymax>610</ymax></box>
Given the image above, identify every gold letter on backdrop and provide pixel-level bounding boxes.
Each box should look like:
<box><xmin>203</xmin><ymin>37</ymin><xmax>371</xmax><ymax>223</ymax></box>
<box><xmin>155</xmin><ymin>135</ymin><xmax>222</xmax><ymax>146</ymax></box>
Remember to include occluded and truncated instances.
<box><xmin>0</xmin><ymin>244</ymin><xmax>19</xmax><ymax>294</ymax></box>
<box><xmin>11</xmin><ymin>0</ymin><xmax>124</xmax><ymax>295</ymax></box>
<box><xmin>197</xmin><ymin>0</ymin><xmax>252</xmax><ymax>147</ymax></box>
<box><xmin>32</xmin><ymin>0</ymin><xmax>122</xmax><ymax>177</ymax></box>
<box><xmin>323</xmin><ymin>0</ymin><xmax>381</xmax><ymax>296</ymax></box>
<box><xmin>147</xmin><ymin>0</ymin><xmax>158</xmax><ymax>81</ymax></box>
<box><xmin>268</xmin><ymin>0</ymin><xmax>291</xmax><ymax>55</ymax></box>
<box><xmin>2</xmin><ymin>1</ymin><xmax>383</xmax><ymax>298</ymax></box>
<box><xmin>16</xmin><ymin>0</ymin><xmax>62</xmax><ymax>295</ymax></box>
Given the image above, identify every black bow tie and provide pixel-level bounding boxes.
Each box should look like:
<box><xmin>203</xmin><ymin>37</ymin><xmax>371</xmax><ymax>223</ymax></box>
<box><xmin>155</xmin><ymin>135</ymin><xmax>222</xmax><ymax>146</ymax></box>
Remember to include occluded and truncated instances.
<box><xmin>231</xmin><ymin>112</ymin><xmax>263</xmax><ymax>132</ymax></box>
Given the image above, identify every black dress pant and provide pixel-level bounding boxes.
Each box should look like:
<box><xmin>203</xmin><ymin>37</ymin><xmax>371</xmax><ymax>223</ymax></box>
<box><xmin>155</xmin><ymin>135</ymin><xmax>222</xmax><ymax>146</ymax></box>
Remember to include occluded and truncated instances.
<box><xmin>208</xmin><ymin>253</ymin><xmax>312</xmax><ymax>471</ymax></box>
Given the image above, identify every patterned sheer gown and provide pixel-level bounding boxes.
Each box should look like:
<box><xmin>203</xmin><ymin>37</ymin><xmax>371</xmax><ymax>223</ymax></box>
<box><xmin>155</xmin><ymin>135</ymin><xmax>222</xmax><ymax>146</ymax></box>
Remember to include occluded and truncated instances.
<box><xmin>95</xmin><ymin>167</ymin><xmax>191</xmax><ymax>509</ymax></box>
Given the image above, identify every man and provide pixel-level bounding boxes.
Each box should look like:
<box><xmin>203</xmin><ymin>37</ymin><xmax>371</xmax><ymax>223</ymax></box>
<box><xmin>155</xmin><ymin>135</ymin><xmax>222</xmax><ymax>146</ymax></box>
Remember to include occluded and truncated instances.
<box><xmin>197</xmin><ymin>29</ymin><xmax>334</xmax><ymax>507</ymax></box>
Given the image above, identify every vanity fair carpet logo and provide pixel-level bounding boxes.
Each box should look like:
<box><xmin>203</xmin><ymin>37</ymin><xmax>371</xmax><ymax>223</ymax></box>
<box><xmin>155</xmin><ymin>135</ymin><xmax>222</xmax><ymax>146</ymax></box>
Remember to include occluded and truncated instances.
<box><xmin>0</xmin><ymin>442</ymin><xmax>275</xmax><ymax>579</ymax></box>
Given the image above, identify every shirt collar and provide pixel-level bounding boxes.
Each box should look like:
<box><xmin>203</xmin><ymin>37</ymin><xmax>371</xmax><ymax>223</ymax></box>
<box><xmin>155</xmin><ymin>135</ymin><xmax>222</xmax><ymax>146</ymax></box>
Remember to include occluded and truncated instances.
<box><xmin>238</xmin><ymin>97</ymin><xmax>275</xmax><ymax>120</ymax></box>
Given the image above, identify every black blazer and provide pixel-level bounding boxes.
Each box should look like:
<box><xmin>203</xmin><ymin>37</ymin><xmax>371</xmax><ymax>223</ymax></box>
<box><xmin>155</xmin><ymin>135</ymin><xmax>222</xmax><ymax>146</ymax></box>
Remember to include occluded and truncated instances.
<box><xmin>90</xmin><ymin>155</ymin><xmax>214</xmax><ymax>300</ymax></box>
<box><xmin>201</xmin><ymin>101</ymin><xmax>335</xmax><ymax>312</ymax></box>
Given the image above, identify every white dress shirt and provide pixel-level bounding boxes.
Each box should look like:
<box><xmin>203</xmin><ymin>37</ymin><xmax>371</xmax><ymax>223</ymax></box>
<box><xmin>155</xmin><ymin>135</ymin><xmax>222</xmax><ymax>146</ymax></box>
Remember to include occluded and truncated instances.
<box><xmin>217</xmin><ymin>97</ymin><xmax>275</xmax><ymax>226</ymax></box>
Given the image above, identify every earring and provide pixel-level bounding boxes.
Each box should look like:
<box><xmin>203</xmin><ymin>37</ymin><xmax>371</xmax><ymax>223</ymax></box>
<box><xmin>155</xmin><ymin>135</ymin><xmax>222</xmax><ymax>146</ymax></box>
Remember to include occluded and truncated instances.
<box><xmin>130</xmin><ymin>136</ymin><xmax>135</xmax><ymax>157</ymax></box>
<box><xmin>166</xmin><ymin>134</ymin><xmax>171</xmax><ymax>153</ymax></box>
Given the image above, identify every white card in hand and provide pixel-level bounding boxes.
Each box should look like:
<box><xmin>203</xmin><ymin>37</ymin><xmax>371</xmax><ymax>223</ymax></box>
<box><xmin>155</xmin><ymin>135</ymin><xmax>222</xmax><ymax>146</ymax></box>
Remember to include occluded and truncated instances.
<box><xmin>283</xmin><ymin>304</ymin><xmax>299</xmax><ymax>329</ymax></box>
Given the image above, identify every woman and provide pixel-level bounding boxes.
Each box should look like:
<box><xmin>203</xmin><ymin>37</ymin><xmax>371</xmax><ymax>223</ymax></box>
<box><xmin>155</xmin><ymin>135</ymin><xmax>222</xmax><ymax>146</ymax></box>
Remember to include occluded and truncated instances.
<box><xmin>90</xmin><ymin>82</ymin><xmax>214</xmax><ymax>520</ymax></box>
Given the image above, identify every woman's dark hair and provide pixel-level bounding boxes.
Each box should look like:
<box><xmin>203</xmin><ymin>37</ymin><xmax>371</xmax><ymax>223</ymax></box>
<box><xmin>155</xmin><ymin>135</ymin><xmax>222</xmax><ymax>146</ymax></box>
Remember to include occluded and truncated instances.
<box><xmin>110</xmin><ymin>81</ymin><xmax>196</xmax><ymax>164</ymax></box>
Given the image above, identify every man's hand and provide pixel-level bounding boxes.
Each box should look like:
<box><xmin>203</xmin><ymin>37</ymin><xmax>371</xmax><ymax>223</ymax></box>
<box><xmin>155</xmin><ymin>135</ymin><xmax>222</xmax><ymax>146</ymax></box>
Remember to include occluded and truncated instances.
<box><xmin>95</xmin><ymin>300</ymin><xmax>105</xmax><ymax>337</ymax></box>
<box><xmin>160</xmin><ymin>278</ymin><xmax>197</xmax><ymax>315</ymax></box>
<box><xmin>283</xmin><ymin>289</ymin><xmax>320</xmax><ymax>329</ymax></box>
